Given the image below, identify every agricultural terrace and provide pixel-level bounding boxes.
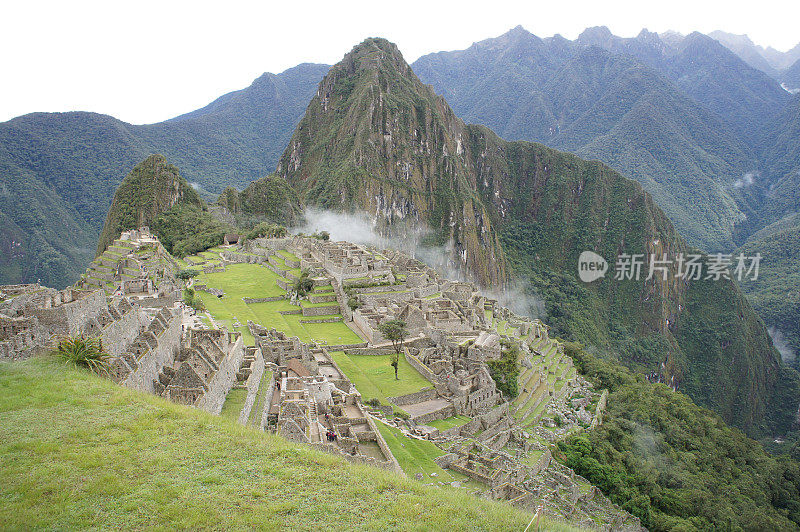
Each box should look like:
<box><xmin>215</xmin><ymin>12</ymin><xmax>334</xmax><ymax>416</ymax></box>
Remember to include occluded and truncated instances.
<box><xmin>189</xmin><ymin>259</ymin><xmax>362</xmax><ymax>347</ymax></box>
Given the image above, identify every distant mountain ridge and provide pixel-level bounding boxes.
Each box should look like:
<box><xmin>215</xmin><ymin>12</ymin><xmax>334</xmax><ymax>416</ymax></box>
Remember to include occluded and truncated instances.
<box><xmin>4</xmin><ymin>26</ymin><xmax>797</xmax><ymax>288</ymax></box>
<box><xmin>2</xmin><ymin>26</ymin><xmax>800</xmax><ymax>381</ymax></box>
<box><xmin>412</xmin><ymin>26</ymin><xmax>785</xmax><ymax>251</ymax></box>
<box><xmin>0</xmin><ymin>63</ymin><xmax>328</xmax><ymax>287</ymax></box>
<box><xmin>708</xmin><ymin>30</ymin><xmax>800</xmax><ymax>90</ymax></box>
<box><xmin>277</xmin><ymin>37</ymin><xmax>796</xmax><ymax>437</ymax></box>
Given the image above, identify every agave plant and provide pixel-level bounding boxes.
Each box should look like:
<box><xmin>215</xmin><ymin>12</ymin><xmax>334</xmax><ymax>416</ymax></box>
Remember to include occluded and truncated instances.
<box><xmin>53</xmin><ymin>335</ymin><xmax>111</xmax><ymax>375</ymax></box>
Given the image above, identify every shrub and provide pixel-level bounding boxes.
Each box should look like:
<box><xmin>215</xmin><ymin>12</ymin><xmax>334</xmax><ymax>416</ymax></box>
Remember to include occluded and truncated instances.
<box><xmin>347</xmin><ymin>297</ymin><xmax>362</xmax><ymax>311</ymax></box>
<box><xmin>486</xmin><ymin>340</ymin><xmax>520</xmax><ymax>398</ymax></box>
<box><xmin>246</xmin><ymin>222</ymin><xmax>287</xmax><ymax>240</ymax></box>
<box><xmin>177</xmin><ymin>269</ymin><xmax>201</xmax><ymax>280</ymax></box>
<box><xmin>53</xmin><ymin>335</ymin><xmax>110</xmax><ymax>375</ymax></box>
<box><xmin>183</xmin><ymin>287</ymin><xmax>204</xmax><ymax>311</ymax></box>
<box><xmin>292</xmin><ymin>270</ymin><xmax>314</xmax><ymax>298</ymax></box>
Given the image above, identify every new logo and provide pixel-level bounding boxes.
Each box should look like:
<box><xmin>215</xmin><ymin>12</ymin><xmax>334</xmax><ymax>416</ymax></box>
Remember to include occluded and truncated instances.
<box><xmin>578</xmin><ymin>251</ymin><xmax>608</xmax><ymax>283</ymax></box>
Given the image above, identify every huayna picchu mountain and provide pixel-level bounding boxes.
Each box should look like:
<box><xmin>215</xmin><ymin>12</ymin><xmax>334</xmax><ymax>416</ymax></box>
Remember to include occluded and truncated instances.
<box><xmin>277</xmin><ymin>37</ymin><xmax>798</xmax><ymax>436</ymax></box>
<box><xmin>277</xmin><ymin>40</ymin><xmax>509</xmax><ymax>287</ymax></box>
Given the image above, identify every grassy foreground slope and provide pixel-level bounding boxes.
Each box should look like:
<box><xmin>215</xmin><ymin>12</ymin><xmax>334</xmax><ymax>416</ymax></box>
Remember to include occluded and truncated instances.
<box><xmin>0</xmin><ymin>358</ymin><xmax>555</xmax><ymax>531</ymax></box>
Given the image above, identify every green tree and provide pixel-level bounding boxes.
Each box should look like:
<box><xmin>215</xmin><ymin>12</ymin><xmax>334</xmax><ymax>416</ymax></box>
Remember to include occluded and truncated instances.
<box><xmin>378</xmin><ymin>319</ymin><xmax>407</xmax><ymax>380</ymax></box>
<box><xmin>246</xmin><ymin>222</ymin><xmax>287</xmax><ymax>240</ymax></box>
<box><xmin>292</xmin><ymin>270</ymin><xmax>314</xmax><ymax>298</ymax></box>
<box><xmin>176</xmin><ymin>268</ymin><xmax>200</xmax><ymax>280</ymax></box>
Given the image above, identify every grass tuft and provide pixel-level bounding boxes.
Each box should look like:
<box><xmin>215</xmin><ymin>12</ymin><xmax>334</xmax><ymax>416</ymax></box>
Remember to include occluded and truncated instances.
<box><xmin>52</xmin><ymin>335</ymin><xmax>110</xmax><ymax>375</ymax></box>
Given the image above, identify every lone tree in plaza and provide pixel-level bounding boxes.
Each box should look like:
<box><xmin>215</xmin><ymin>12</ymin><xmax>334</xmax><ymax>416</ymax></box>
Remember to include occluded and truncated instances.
<box><xmin>176</xmin><ymin>268</ymin><xmax>201</xmax><ymax>280</ymax></box>
<box><xmin>378</xmin><ymin>319</ymin><xmax>407</xmax><ymax>380</ymax></box>
<box><xmin>292</xmin><ymin>270</ymin><xmax>314</xmax><ymax>298</ymax></box>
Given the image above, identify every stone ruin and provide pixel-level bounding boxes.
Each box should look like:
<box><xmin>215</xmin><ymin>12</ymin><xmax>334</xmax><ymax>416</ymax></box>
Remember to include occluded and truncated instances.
<box><xmin>0</xmin><ymin>231</ymin><xmax>638</xmax><ymax>529</ymax></box>
<box><xmin>249</xmin><ymin>320</ymin><xmax>401</xmax><ymax>472</ymax></box>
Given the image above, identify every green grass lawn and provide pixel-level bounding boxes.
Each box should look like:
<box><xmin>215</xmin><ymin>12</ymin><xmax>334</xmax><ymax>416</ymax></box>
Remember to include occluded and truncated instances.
<box><xmin>269</xmin><ymin>255</ymin><xmax>287</xmax><ymax>268</ymax></box>
<box><xmin>0</xmin><ymin>358</ymin><xmax>545</xmax><ymax>530</ymax></box>
<box><xmin>219</xmin><ymin>387</ymin><xmax>247</xmax><ymax>420</ymax></box>
<box><xmin>301</xmin><ymin>299</ymin><xmax>340</xmax><ymax>308</ymax></box>
<box><xmin>277</xmin><ymin>249</ymin><xmax>300</xmax><ymax>262</ymax></box>
<box><xmin>426</xmin><ymin>415</ymin><xmax>471</xmax><ymax>431</ymax></box>
<box><xmin>201</xmin><ymin>263</ymin><xmax>285</xmax><ymax>298</ymax></box>
<box><xmin>330</xmin><ymin>352</ymin><xmax>430</xmax><ymax>403</ymax></box>
<box><xmin>375</xmin><ymin>420</ymin><xmax>485</xmax><ymax>491</ymax></box>
<box><xmin>194</xmin><ymin>264</ymin><xmax>362</xmax><ymax>346</ymax></box>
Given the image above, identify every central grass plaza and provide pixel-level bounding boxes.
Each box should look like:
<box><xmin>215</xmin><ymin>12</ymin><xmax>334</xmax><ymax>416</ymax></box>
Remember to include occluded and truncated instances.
<box><xmin>186</xmin><ymin>253</ymin><xmax>484</xmax><ymax>483</ymax></box>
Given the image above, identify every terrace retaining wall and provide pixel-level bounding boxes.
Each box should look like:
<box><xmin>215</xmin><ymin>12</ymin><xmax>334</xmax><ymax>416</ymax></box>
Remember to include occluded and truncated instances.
<box><xmin>238</xmin><ymin>349</ymin><xmax>265</xmax><ymax>425</ymax></box>
<box><xmin>196</xmin><ymin>335</ymin><xmax>246</xmax><ymax>415</ymax></box>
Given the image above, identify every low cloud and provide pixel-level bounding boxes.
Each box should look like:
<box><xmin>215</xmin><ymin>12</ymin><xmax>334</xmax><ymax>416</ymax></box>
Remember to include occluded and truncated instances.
<box><xmin>484</xmin><ymin>279</ymin><xmax>546</xmax><ymax>320</ymax></box>
<box><xmin>294</xmin><ymin>207</ymin><xmax>464</xmax><ymax>277</ymax></box>
<box><xmin>781</xmin><ymin>83</ymin><xmax>800</xmax><ymax>95</ymax></box>
<box><xmin>190</xmin><ymin>181</ymin><xmax>208</xmax><ymax>194</ymax></box>
<box><xmin>293</xmin><ymin>208</ymin><xmax>546</xmax><ymax>318</ymax></box>
<box><xmin>733</xmin><ymin>171</ymin><xmax>758</xmax><ymax>189</ymax></box>
<box><xmin>768</xmin><ymin>327</ymin><xmax>795</xmax><ymax>363</ymax></box>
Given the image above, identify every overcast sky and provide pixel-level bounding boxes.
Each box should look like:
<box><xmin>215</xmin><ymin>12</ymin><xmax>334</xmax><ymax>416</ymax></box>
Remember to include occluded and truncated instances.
<box><xmin>1</xmin><ymin>0</ymin><xmax>798</xmax><ymax>124</ymax></box>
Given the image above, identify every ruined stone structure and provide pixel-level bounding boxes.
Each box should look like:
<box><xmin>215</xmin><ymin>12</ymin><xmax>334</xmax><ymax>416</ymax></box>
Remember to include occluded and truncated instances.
<box><xmin>158</xmin><ymin>329</ymin><xmax>245</xmax><ymax>414</ymax></box>
<box><xmin>0</xmin><ymin>231</ymin><xmax>633</xmax><ymax>528</ymax></box>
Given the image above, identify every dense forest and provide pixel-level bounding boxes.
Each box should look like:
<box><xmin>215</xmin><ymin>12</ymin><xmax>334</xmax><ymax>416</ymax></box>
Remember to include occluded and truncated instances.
<box><xmin>557</xmin><ymin>343</ymin><xmax>800</xmax><ymax>531</ymax></box>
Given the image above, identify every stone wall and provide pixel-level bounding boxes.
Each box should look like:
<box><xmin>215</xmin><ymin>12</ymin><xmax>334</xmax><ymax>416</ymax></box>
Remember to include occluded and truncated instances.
<box><xmin>196</xmin><ymin>335</ymin><xmax>246</xmax><ymax>415</ymax></box>
<box><xmin>324</xmin><ymin>342</ymin><xmax>368</xmax><ymax>351</ymax></box>
<box><xmin>301</xmin><ymin>304</ymin><xmax>340</xmax><ymax>317</ymax></box>
<box><xmin>366</xmin><ymin>416</ymin><xmax>404</xmax><ymax>475</ymax></box>
<box><xmin>329</xmin><ymin>278</ymin><xmax>351</xmax><ymax>321</ymax></box>
<box><xmin>238</xmin><ymin>349</ymin><xmax>265</xmax><ymax>425</ymax></box>
<box><xmin>412</xmin><ymin>403</ymin><xmax>456</xmax><ymax>425</ymax></box>
<box><xmin>351</xmin><ymin>311</ymin><xmax>383</xmax><ymax>344</ymax></box>
<box><xmin>99</xmin><ymin>304</ymin><xmax>149</xmax><ymax>358</ymax></box>
<box><xmin>259</xmin><ymin>372</ymin><xmax>277</xmax><ymax>429</ymax></box>
<box><xmin>27</xmin><ymin>289</ymin><xmax>106</xmax><ymax>336</ymax></box>
<box><xmin>403</xmin><ymin>350</ymin><xmax>439</xmax><ymax>385</ymax></box>
<box><xmin>308</xmin><ymin>293</ymin><xmax>337</xmax><ymax>304</ymax></box>
<box><xmin>243</xmin><ymin>296</ymin><xmax>285</xmax><ymax>304</ymax></box>
<box><xmin>223</xmin><ymin>251</ymin><xmax>266</xmax><ymax>265</ymax></box>
<box><xmin>387</xmin><ymin>387</ymin><xmax>438</xmax><ymax>406</ymax></box>
<box><xmin>358</xmin><ymin>291</ymin><xmax>414</xmax><ymax>307</ymax></box>
<box><xmin>122</xmin><ymin>309</ymin><xmax>181</xmax><ymax>393</ymax></box>
<box><xmin>194</xmin><ymin>284</ymin><xmax>224</xmax><ymax>297</ymax></box>
<box><xmin>460</xmin><ymin>403</ymin><xmax>509</xmax><ymax>436</ymax></box>
<box><xmin>590</xmin><ymin>389</ymin><xmax>608</xmax><ymax>429</ymax></box>
<box><xmin>133</xmin><ymin>294</ymin><xmax>178</xmax><ymax>308</ymax></box>
<box><xmin>349</xmin><ymin>284</ymin><xmax>408</xmax><ymax>294</ymax></box>
<box><xmin>300</xmin><ymin>317</ymin><xmax>343</xmax><ymax>324</ymax></box>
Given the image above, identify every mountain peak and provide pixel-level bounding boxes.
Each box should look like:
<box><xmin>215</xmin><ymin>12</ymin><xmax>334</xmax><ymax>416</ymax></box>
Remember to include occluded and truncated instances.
<box><xmin>577</xmin><ymin>25</ymin><xmax>614</xmax><ymax>45</ymax></box>
<box><xmin>96</xmin><ymin>154</ymin><xmax>202</xmax><ymax>255</ymax></box>
<box><xmin>346</xmin><ymin>37</ymin><xmax>405</xmax><ymax>64</ymax></box>
<box><xmin>330</xmin><ymin>37</ymin><xmax>413</xmax><ymax>83</ymax></box>
<box><xmin>504</xmin><ymin>24</ymin><xmax>531</xmax><ymax>38</ymax></box>
<box><xmin>636</xmin><ymin>28</ymin><xmax>662</xmax><ymax>45</ymax></box>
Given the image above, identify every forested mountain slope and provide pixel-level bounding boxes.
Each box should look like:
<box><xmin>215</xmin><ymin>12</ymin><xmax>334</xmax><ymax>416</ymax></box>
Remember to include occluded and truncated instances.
<box><xmin>0</xmin><ymin>64</ymin><xmax>327</xmax><ymax>287</ymax></box>
<box><xmin>278</xmin><ymin>37</ymin><xmax>797</xmax><ymax>437</ymax></box>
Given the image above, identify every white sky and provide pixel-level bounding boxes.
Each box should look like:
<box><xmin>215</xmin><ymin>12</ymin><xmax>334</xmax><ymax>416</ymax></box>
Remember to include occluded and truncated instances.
<box><xmin>1</xmin><ymin>0</ymin><xmax>798</xmax><ymax>124</ymax></box>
